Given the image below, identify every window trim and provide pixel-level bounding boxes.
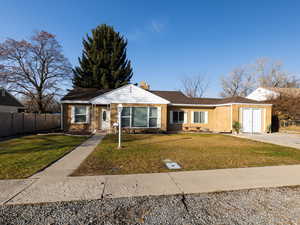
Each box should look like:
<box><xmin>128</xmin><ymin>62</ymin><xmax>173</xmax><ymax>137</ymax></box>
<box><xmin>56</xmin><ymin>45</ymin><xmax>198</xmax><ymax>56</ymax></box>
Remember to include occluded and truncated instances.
<box><xmin>121</xmin><ymin>106</ymin><xmax>159</xmax><ymax>128</ymax></box>
<box><xmin>192</xmin><ymin>111</ymin><xmax>208</xmax><ymax>124</ymax></box>
<box><xmin>73</xmin><ymin>105</ymin><xmax>89</xmax><ymax>124</ymax></box>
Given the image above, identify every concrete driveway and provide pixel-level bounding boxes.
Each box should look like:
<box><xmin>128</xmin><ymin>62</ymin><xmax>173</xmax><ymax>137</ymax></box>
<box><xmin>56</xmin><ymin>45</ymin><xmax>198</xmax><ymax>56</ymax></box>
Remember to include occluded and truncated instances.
<box><xmin>236</xmin><ymin>132</ymin><xmax>300</xmax><ymax>149</ymax></box>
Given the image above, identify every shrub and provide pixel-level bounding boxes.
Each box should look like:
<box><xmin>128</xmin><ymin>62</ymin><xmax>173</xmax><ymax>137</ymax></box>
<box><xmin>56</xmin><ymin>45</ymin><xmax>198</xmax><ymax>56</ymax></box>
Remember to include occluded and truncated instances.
<box><xmin>232</xmin><ymin>121</ymin><xmax>242</xmax><ymax>134</ymax></box>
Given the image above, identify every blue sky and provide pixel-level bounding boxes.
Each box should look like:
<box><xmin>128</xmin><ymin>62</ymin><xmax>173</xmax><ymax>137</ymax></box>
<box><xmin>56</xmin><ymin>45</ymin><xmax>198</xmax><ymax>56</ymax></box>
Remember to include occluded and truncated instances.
<box><xmin>1</xmin><ymin>0</ymin><xmax>300</xmax><ymax>97</ymax></box>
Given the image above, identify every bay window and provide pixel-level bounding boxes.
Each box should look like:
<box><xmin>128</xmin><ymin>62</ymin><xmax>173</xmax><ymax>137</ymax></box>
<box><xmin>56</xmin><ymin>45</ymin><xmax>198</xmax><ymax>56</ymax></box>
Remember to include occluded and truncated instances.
<box><xmin>121</xmin><ymin>106</ymin><xmax>159</xmax><ymax>128</ymax></box>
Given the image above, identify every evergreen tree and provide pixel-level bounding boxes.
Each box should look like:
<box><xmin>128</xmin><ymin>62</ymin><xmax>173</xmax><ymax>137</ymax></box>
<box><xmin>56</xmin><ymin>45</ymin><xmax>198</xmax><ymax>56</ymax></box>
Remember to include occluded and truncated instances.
<box><xmin>73</xmin><ymin>24</ymin><xmax>133</xmax><ymax>89</ymax></box>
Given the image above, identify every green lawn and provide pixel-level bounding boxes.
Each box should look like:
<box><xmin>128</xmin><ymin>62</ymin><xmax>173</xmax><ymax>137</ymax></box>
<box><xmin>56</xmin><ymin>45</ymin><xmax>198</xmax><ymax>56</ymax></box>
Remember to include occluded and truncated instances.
<box><xmin>73</xmin><ymin>133</ymin><xmax>300</xmax><ymax>176</ymax></box>
<box><xmin>0</xmin><ymin>134</ymin><xmax>87</xmax><ymax>179</ymax></box>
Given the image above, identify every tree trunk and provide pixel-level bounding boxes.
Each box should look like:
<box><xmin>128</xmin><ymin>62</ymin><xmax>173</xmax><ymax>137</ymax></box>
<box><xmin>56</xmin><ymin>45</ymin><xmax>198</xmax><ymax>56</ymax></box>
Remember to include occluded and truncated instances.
<box><xmin>37</xmin><ymin>91</ymin><xmax>44</xmax><ymax>113</ymax></box>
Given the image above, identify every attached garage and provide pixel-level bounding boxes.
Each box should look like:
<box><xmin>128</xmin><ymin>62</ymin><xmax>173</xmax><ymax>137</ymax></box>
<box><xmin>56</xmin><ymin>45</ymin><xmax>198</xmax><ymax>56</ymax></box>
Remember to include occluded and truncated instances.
<box><xmin>241</xmin><ymin>108</ymin><xmax>263</xmax><ymax>133</ymax></box>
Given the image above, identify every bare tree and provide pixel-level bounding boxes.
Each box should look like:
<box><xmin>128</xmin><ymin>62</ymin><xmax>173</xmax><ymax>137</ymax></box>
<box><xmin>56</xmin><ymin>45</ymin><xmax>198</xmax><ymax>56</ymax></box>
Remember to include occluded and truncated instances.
<box><xmin>220</xmin><ymin>58</ymin><xmax>300</xmax><ymax>97</ymax></box>
<box><xmin>220</xmin><ymin>67</ymin><xmax>255</xmax><ymax>97</ymax></box>
<box><xmin>21</xmin><ymin>95</ymin><xmax>61</xmax><ymax>113</ymax></box>
<box><xmin>180</xmin><ymin>75</ymin><xmax>209</xmax><ymax>97</ymax></box>
<box><xmin>266</xmin><ymin>94</ymin><xmax>300</xmax><ymax>121</ymax></box>
<box><xmin>0</xmin><ymin>31</ymin><xmax>72</xmax><ymax>113</ymax></box>
<box><xmin>255</xmin><ymin>58</ymin><xmax>300</xmax><ymax>88</ymax></box>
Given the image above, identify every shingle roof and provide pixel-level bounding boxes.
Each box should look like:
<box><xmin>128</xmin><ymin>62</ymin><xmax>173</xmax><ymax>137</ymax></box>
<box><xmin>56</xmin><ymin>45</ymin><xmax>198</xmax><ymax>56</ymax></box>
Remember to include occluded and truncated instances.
<box><xmin>62</xmin><ymin>87</ymin><xmax>267</xmax><ymax>105</ymax></box>
<box><xmin>149</xmin><ymin>90</ymin><xmax>189</xmax><ymax>104</ymax></box>
<box><xmin>61</xmin><ymin>88</ymin><xmax>112</xmax><ymax>101</ymax></box>
<box><xmin>0</xmin><ymin>88</ymin><xmax>24</xmax><ymax>107</ymax></box>
<box><xmin>150</xmin><ymin>90</ymin><xmax>264</xmax><ymax>105</ymax></box>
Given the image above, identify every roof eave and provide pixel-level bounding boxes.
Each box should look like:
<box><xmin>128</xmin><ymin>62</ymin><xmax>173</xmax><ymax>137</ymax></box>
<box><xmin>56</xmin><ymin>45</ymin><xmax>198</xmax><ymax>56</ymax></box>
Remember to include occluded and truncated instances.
<box><xmin>60</xmin><ymin>100</ymin><xmax>90</xmax><ymax>104</ymax></box>
<box><xmin>170</xmin><ymin>103</ymin><xmax>272</xmax><ymax>107</ymax></box>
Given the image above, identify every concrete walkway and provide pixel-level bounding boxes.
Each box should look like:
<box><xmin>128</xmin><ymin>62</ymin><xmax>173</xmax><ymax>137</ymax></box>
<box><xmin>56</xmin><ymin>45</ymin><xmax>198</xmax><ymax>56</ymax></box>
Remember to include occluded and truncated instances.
<box><xmin>235</xmin><ymin>133</ymin><xmax>300</xmax><ymax>149</ymax></box>
<box><xmin>3</xmin><ymin>164</ymin><xmax>300</xmax><ymax>205</ymax></box>
<box><xmin>31</xmin><ymin>134</ymin><xmax>104</xmax><ymax>178</ymax></box>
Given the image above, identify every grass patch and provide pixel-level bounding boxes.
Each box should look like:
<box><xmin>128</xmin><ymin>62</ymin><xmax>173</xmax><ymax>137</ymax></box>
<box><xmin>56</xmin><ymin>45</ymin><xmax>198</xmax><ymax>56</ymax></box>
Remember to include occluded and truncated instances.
<box><xmin>73</xmin><ymin>133</ymin><xmax>300</xmax><ymax>176</ymax></box>
<box><xmin>0</xmin><ymin>134</ymin><xmax>87</xmax><ymax>179</ymax></box>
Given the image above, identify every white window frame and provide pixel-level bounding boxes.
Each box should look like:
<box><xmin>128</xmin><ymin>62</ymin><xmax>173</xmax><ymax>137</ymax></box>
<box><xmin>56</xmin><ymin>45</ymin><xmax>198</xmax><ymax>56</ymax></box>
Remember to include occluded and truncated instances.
<box><xmin>121</xmin><ymin>106</ymin><xmax>160</xmax><ymax>128</ymax></box>
<box><xmin>192</xmin><ymin>111</ymin><xmax>208</xmax><ymax>124</ymax></box>
<box><xmin>72</xmin><ymin>105</ymin><xmax>89</xmax><ymax>124</ymax></box>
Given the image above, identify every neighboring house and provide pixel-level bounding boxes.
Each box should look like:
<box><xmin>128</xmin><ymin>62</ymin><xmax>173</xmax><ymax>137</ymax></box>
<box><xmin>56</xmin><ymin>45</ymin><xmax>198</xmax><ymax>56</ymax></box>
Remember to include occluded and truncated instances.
<box><xmin>61</xmin><ymin>82</ymin><xmax>272</xmax><ymax>134</ymax></box>
<box><xmin>247</xmin><ymin>87</ymin><xmax>300</xmax><ymax>101</ymax></box>
<box><xmin>0</xmin><ymin>88</ymin><xmax>25</xmax><ymax>113</ymax></box>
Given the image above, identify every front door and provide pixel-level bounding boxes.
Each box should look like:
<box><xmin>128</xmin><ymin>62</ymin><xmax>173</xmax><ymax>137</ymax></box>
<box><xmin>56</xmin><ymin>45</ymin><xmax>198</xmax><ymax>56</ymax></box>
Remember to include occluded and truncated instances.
<box><xmin>242</xmin><ymin>108</ymin><xmax>253</xmax><ymax>133</ymax></box>
<box><xmin>252</xmin><ymin>108</ymin><xmax>262</xmax><ymax>133</ymax></box>
<box><xmin>101</xmin><ymin>109</ymin><xmax>110</xmax><ymax>130</ymax></box>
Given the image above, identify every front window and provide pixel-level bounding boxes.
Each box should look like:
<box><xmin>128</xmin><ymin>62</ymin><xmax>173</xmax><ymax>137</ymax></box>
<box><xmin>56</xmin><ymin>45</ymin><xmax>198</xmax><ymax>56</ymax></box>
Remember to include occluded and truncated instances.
<box><xmin>193</xmin><ymin>111</ymin><xmax>206</xmax><ymax>124</ymax></box>
<box><xmin>121</xmin><ymin>107</ymin><xmax>131</xmax><ymax>127</ymax></box>
<box><xmin>121</xmin><ymin>107</ymin><xmax>158</xmax><ymax>128</ymax></box>
<box><xmin>149</xmin><ymin>107</ymin><xmax>158</xmax><ymax>127</ymax></box>
<box><xmin>172</xmin><ymin>111</ymin><xmax>184</xmax><ymax>124</ymax></box>
<box><xmin>132</xmin><ymin>107</ymin><xmax>148</xmax><ymax>127</ymax></box>
<box><xmin>74</xmin><ymin>106</ymin><xmax>88</xmax><ymax>123</ymax></box>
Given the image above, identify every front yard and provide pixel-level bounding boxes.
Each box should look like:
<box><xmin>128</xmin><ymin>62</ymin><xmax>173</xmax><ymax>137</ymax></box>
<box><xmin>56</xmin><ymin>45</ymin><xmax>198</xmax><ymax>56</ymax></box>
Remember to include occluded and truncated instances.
<box><xmin>73</xmin><ymin>133</ymin><xmax>300</xmax><ymax>176</ymax></box>
<box><xmin>0</xmin><ymin>134</ymin><xmax>87</xmax><ymax>179</ymax></box>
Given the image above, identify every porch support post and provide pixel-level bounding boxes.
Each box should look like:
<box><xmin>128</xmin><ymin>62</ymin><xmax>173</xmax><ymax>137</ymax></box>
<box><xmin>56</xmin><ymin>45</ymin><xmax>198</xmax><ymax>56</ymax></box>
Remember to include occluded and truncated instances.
<box><xmin>118</xmin><ymin>110</ymin><xmax>121</xmax><ymax>149</ymax></box>
<box><xmin>117</xmin><ymin>104</ymin><xmax>123</xmax><ymax>149</ymax></box>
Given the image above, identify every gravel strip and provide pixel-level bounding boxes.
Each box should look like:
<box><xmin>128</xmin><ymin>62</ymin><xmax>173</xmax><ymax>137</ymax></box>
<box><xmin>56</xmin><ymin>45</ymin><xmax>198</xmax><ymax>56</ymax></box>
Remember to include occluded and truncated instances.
<box><xmin>1</xmin><ymin>186</ymin><xmax>300</xmax><ymax>225</ymax></box>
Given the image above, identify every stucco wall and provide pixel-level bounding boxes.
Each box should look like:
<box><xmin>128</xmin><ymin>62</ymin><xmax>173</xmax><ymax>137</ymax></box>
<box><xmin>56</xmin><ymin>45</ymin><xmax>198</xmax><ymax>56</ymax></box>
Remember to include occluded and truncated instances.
<box><xmin>212</xmin><ymin>105</ymin><xmax>232</xmax><ymax>132</ymax></box>
<box><xmin>167</xmin><ymin>106</ymin><xmax>216</xmax><ymax>132</ymax></box>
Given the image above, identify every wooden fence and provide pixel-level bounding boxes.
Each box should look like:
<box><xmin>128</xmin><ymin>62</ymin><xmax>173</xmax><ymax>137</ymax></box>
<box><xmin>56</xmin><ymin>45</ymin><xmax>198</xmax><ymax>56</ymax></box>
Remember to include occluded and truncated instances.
<box><xmin>0</xmin><ymin>112</ymin><xmax>61</xmax><ymax>137</ymax></box>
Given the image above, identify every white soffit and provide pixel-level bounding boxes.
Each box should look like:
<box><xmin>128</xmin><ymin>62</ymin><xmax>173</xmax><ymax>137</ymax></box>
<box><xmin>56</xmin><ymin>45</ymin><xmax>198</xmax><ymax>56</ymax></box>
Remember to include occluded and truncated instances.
<box><xmin>90</xmin><ymin>84</ymin><xmax>170</xmax><ymax>104</ymax></box>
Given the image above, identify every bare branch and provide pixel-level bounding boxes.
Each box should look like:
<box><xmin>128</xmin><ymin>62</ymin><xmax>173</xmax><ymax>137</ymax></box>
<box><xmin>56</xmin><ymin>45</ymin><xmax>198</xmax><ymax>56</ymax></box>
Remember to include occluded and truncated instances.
<box><xmin>220</xmin><ymin>66</ymin><xmax>255</xmax><ymax>97</ymax></box>
<box><xmin>180</xmin><ymin>75</ymin><xmax>209</xmax><ymax>98</ymax></box>
<box><xmin>0</xmin><ymin>30</ymin><xmax>72</xmax><ymax>113</ymax></box>
<box><xmin>220</xmin><ymin>58</ymin><xmax>300</xmax><ymax>97</ymax></box>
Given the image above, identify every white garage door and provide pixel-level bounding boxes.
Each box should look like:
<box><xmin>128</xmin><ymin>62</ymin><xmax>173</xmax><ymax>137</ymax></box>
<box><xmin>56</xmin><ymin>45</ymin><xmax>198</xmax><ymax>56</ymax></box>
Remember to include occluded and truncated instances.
<box><xmin>242</xmin><ymin>108</ymin><xmax>262</xmax><ymax>133</ymax></box>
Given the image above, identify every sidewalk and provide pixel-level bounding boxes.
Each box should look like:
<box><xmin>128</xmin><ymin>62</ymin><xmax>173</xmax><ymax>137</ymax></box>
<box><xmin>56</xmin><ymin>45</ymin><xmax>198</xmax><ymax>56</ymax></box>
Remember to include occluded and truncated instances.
<box><xmin>2</xmin><ymin>164</ymin><xmax>300</xmax><ymax>205</ymax></box>
<box><xmin>31</xmin><ymin>133</ymin><xmax>104</xmax><ymax>178</ymax></box>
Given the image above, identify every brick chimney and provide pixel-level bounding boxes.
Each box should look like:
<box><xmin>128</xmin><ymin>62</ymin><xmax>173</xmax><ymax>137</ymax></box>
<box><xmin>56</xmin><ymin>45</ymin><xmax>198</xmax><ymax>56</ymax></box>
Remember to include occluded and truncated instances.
<box><xmin>139</xmin><ymin>81</ymin><xmax>150</xmax><ymax>90</ymax></box>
